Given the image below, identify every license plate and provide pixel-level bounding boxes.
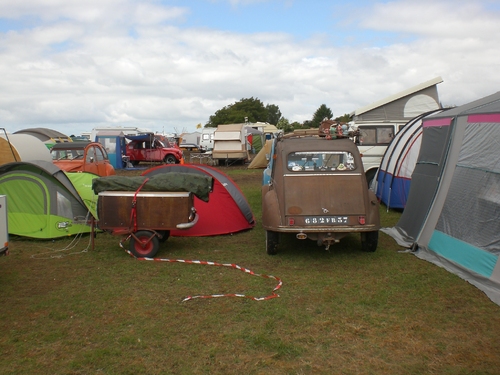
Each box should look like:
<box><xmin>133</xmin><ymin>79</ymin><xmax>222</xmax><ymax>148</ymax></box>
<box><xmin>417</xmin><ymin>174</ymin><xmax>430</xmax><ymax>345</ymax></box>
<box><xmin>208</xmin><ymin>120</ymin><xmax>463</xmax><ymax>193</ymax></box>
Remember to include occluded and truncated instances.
<box><xmin>304</xmin><ymin>216</ymin><xmax>348</xmax><ymax>225</ymax></box>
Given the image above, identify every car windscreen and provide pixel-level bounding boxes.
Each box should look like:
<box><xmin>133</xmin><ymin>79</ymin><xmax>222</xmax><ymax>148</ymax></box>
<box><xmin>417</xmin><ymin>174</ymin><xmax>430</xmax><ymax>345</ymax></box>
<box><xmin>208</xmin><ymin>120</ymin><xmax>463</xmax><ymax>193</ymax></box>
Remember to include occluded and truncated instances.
<box><xmin>51</xmin><ymin>148</ymin><xmax>84</xmax><ymax>160</ymax></box>
<box><xmin>287</xmin><ymin>151</ymin><xmax>356</xmax><ymax>172</ymax></box>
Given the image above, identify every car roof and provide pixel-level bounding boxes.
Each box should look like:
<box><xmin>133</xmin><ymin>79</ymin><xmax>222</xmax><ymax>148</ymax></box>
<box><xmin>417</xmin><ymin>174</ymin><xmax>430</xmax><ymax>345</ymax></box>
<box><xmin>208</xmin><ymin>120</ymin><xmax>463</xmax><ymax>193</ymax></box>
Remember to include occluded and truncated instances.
<box><xmin>278</xmin><ymin>136</ymin><xmax>359</xmax><ymax>153</ymax></box>
<box><xmin>51</xmin><ymin>142</ymin><xmax>93</xmax><ymax>150</ymax></box>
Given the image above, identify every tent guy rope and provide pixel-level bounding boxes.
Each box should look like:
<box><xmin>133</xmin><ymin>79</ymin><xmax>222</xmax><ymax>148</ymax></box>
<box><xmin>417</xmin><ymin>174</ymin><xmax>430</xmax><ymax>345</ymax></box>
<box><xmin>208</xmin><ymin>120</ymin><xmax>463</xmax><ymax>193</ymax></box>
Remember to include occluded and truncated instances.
<box><xmin>120</xmin><ymin>242</ymin><xmax>282</xmax><ymax>302</ymax></box>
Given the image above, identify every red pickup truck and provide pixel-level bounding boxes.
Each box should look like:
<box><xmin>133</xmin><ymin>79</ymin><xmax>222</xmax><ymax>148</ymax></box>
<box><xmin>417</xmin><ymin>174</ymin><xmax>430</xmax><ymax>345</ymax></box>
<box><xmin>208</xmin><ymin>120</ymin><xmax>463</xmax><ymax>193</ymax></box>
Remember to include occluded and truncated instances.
<box><xmin>125</xmin><ymin>133</ymin><xmax>184</xmax><ymax>166</ymax></box>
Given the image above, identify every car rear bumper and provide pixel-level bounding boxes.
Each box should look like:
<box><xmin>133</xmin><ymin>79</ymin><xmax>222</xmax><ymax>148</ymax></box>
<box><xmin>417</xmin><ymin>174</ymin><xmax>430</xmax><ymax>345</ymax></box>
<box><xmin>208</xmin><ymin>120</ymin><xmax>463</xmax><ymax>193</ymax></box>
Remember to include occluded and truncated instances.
<box><xmin>263</xmin><ymin>225</ymin><xmax>379</xmax><ymax>233</ymax></box>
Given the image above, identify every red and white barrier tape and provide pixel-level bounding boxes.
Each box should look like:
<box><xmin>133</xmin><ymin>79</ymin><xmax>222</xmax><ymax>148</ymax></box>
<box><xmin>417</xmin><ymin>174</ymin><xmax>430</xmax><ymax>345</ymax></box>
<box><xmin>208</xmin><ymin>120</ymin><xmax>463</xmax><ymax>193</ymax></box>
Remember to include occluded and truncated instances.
<box><xmin>123</xmin><ymin>248</ymin><xmax>282</xmax><ymax>302</ymax></box>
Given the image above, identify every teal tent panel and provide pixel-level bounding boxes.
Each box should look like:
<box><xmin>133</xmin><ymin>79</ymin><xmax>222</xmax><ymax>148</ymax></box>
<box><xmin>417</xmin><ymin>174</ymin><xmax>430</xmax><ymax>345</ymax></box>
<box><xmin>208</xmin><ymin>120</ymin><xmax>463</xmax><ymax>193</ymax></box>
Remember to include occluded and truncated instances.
<box><xmin>429</xmin><ymin>230</ymin><xmax>498</xmax><ymax>278</ymax></box>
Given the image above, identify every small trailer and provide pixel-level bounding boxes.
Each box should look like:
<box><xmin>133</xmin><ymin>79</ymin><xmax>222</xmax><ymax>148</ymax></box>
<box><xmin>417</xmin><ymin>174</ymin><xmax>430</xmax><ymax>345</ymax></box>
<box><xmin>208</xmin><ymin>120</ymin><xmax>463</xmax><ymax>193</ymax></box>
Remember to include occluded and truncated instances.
<box><xmin>93</xmin><ymin>173</ymin><xmax>213</xmax><ymax>257</ymax></box>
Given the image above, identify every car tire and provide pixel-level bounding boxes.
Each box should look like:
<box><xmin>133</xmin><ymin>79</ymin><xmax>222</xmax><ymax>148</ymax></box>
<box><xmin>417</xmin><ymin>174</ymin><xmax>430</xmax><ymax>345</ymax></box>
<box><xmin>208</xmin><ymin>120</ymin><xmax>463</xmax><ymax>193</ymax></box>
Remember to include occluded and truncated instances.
<box><xmin>164</xmin><ymin>155</ymin><xmax>177</xmax><ymax>164</ymax></box>
<box><xmin>266</xmin><ymin>231</ymin><xmax>279</xmax><ymax>255</ymax></box>
<box><xmin>129</xmin><ymin>230</ymin><xmax>160</xmax><ymax>258</ymax></box>
<box><xmin>361</xmin><ymin>231</ymin><xmax>378</xmax><ymax>252</ymax></box>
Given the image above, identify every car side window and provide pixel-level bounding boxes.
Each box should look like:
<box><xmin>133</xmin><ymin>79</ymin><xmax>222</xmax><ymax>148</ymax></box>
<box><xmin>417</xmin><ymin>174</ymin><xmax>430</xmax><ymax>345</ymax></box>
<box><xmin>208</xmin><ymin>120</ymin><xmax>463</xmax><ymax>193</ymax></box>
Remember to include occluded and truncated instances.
<box><xmin>359</xmin><ymin>126</ymin><xmax>394</xmax><ymax>145</ymax></box>
<box><xmin>95</xmin><ymin>147</ymin><xmax>105</xmax><ymax>161</ymax></box>
<box><xmin>287</xmin><ymin>151</ymin><xmax>355</xmax><ymax>172</ymax></box>
<box><xmin>86</xmin><ymin>147</ymin><xmax>96</xmax><ymax>163</ymax></box>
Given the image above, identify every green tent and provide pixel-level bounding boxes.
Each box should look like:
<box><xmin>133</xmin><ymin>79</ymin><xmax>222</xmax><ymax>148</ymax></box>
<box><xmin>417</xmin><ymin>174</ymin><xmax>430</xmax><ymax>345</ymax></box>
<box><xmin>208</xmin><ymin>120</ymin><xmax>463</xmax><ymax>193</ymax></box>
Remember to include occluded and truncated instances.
<box><xmin>65</xmin><ymin>172</ymin><xmax>99</xmax><ymax>219</ymax></box>
<box><xmin>0</xmin><ymin>161</ymin><xmax>97</xmax><ymax>239</ymax></box>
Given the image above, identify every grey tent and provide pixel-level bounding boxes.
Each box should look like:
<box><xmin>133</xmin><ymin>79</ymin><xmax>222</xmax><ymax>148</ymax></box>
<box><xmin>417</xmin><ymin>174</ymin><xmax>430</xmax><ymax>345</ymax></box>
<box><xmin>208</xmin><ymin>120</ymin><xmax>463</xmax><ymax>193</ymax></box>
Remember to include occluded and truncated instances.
<box><xmin>382</xmin><ymin>92</ymin><xmax>500</xmax><ymax>305</ymax></box>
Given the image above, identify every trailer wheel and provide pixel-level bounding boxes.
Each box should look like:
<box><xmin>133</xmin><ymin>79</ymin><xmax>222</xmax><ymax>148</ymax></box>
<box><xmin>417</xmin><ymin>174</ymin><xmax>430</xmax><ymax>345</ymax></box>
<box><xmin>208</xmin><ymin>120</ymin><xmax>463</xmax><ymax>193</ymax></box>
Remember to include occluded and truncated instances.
<box><xmin>130</xmin><ymin>230</ymin><xmax>160</xmax><ymax>258</ymax></box>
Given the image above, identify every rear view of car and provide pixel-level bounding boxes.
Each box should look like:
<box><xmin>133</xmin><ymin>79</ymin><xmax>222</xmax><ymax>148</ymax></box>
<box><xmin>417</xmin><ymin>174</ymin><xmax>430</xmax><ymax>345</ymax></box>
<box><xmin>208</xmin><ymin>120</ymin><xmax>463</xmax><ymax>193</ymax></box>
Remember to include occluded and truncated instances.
<box><xmin>262</xmin><ymin>131</ymin><xmax>380</xmax><ymax>255</ymax></box>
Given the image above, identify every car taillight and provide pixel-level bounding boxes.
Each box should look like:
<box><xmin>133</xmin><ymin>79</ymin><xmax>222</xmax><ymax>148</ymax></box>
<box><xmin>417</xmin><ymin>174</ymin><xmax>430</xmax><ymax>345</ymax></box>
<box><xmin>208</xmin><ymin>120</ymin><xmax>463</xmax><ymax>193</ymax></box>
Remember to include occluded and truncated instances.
<box><xmin>288</xmin><ymin>217</ymin><xmax>295</xmax><ymax>226</ymax></box>
<box><xmin>358</xmin><ymin>216</ymin><xmax>366</xmax><ymax>225</ymax></box>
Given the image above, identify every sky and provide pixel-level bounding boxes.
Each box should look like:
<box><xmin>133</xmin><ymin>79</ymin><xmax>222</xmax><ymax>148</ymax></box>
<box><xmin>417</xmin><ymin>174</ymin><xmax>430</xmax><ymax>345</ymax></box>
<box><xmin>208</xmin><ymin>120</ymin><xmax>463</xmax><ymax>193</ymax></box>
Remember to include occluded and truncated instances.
<box><xmin>0</xmin><ymin>0</ymin><xmax>499</xmax><ymax>136</ymax></box>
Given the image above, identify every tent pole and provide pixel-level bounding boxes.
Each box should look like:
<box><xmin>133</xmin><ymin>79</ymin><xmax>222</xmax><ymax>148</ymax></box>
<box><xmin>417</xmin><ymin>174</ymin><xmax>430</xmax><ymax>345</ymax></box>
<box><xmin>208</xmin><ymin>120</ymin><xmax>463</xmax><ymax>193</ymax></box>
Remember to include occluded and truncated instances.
<box><xmin>387</xmin><ymin>187</ymin><xmax>392</xmax><ymax>212</ymax></box>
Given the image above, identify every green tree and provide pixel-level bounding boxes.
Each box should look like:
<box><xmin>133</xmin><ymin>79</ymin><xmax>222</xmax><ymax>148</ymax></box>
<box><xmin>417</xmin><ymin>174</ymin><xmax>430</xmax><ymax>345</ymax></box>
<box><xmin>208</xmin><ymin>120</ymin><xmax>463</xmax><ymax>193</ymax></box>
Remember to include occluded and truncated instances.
<box><xmin>277</xmin><ymin>117</ymin><xmax>294</xmax><ymax>133</ymax></box>
<box><xmin>206</xmin><ymin>97</ymin><xmax>270</xmax><ymax>127</ymax></box>
<box><xmin>335</xmin><ymin>113</ymin><xmax>352</xmax><ymax>123</ymax></box>
<box><xmin>311</xmin><ymin>104</ymin><xmax>333</xmax><ymax>128</ymax></box>
<box><xmin>266</xmin><ymin>104</ymin><xmax>282</xmax><ymax>125</ymax></box>
<box><xmin>302</xmin><ymin>120</ymin><xmax>312</xmax><ymax>129</ymax></box>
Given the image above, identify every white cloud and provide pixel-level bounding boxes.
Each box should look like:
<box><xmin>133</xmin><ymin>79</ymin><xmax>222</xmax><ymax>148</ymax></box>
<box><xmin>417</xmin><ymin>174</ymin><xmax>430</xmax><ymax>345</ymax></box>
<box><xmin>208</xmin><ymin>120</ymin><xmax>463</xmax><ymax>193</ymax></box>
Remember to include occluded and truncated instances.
<box><xmin>0</xmin><ymin>0</ymin><xmax>188</xmax><ymax>25</ymax></box>
<box><xmin>0</xmin><ymin>0</ymin><xmax>499</xmax><ymax>135</ymax></box>
<box><xmin>361</xmin><ymin>1</ymin><xmax>500</xmax><ymax>41</ymax></box>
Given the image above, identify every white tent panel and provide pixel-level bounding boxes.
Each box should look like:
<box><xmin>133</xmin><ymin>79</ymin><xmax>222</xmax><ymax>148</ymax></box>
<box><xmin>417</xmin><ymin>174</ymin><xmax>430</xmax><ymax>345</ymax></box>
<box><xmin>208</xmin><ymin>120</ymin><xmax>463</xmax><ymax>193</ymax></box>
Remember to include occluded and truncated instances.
<box><xmin>0</xmin><ymin>134</ymin><xmax>52</xmax><ymax>163</ymax></box>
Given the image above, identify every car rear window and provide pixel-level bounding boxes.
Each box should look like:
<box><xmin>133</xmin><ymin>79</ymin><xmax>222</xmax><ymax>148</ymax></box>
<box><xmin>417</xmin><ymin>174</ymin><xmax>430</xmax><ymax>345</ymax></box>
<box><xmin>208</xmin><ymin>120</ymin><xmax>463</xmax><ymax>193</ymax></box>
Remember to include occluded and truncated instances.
<box><xmin>287</xmin><ymin>151</ymin><xmax>356</xmax><ymax>172</ymax></box>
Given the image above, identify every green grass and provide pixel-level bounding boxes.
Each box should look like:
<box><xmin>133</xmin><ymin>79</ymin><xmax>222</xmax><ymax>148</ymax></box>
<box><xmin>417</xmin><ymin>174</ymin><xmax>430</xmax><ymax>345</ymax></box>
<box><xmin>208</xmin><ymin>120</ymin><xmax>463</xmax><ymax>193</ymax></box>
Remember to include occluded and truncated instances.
<box><xmin>1</xmin><ymin>166</ymin><xmax>499</xmax><ymax>374</ymax></box>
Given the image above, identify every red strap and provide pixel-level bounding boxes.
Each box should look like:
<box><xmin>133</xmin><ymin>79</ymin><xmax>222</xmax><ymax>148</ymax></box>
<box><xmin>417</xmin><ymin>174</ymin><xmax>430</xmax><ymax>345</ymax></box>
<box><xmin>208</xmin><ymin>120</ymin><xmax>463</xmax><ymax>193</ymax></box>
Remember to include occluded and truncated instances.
<box><xmin>129</xmin><ymin>178</ymin><xmax>150</xmax><ymax>232</ymax></box>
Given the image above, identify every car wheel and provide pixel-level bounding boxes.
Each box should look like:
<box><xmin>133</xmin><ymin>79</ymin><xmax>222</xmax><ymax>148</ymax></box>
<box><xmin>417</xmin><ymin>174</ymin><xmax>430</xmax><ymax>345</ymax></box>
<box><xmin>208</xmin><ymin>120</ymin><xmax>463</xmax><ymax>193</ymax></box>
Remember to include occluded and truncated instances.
<box><xmin>131</xmin><ymin>160</ymin><xmax>139</xmax><ymax>167</ymax></box>
<box><xmin>361</xmin><ymin>231</ymin><xmax>378</xmax><ymax>252</ymax></box>
<box><xmin>164</xmin><ymin>155</ymin><xmax>177</xmax><ymax>164</ymax></box>
<box><xmin>129</xmin><ymin>230</ymin><xmax>160</xmax><ymax>258</ymax></box>
<box><xmin>266</xmin><ymin>231</ymin><xmax>279</xmax><ymax>255</ymax></box>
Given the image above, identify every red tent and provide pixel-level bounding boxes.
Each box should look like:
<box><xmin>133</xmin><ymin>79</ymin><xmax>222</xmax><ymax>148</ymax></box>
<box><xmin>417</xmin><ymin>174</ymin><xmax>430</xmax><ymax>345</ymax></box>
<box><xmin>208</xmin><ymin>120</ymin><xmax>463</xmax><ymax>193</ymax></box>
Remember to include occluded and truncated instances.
<box><xmin>142</xmin><ymin>164</ymin><xmax>255</xmax><ymax>236</ymax></box>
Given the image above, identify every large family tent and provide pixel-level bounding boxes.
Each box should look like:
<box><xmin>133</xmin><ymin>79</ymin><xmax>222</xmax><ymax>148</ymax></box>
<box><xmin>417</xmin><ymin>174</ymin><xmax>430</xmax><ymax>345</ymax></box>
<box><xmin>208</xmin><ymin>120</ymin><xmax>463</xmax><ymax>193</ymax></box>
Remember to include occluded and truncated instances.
<box><xmin>382</xmin><ymin>92</ymin><xmax>500</xmax><ymax>305</ymax></box>
<box><xmin>0</xmin><ymin>161</ymin><xmax>97</xmax><ymax>239</ymax></box>
<box><xmin>0</xmin><ymin>133</ymin><xmax>52</xmax><ymax>165</ymax></box>
<box><xmin>143</xmin><ymin>164</ymin><xmax>255</xmax><ymax>236</ymax></box>
<box><xmin>373</xmin><ymin>109</ymin><xmax>444</xmax><ymax>209</ymax></box>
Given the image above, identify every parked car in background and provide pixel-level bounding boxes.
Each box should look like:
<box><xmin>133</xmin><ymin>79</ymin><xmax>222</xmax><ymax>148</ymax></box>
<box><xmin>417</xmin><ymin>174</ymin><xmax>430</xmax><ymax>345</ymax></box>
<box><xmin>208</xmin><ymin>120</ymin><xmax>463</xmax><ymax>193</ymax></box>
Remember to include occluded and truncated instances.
<box><xmin>200</xmin><ymin>127</ymin><xmax>216</xmax><ymax>151</ymax></box>
<box><xmin>125</xmin><ymin>133</ymin><xmax>184</xmax><ymax>166</ymax></box>
<box><xmin>179</xmin><ymin>143</ymin><xmax>206</xmax><ymax>153</ymax></box>
<box><xmin>51</xmin><ymin>142</ymin><xmax>116</xmax><ymax>176</ymax></box>
<box><xmin>261</xmin><ymin>130</ymin><xmax>380</xmax><ymax>255</ymax></box>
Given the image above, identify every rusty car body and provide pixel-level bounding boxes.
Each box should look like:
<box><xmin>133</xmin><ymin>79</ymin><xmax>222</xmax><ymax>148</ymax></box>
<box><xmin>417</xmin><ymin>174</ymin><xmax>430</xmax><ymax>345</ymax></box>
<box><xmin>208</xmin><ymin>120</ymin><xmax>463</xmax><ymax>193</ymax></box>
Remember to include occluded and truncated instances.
<box><xmin>261</xmin><ymin>130</ymin><xmax>380</xmax><ymax>255</ymax></box>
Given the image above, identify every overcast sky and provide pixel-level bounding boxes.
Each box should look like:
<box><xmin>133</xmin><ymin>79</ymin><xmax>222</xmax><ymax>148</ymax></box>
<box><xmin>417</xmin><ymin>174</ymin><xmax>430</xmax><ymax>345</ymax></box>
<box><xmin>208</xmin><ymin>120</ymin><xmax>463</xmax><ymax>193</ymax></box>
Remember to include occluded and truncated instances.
<box><xmin>1</xmin><ymin>0</ymin><xmax>499</xmax><ymax>136</ymax></box>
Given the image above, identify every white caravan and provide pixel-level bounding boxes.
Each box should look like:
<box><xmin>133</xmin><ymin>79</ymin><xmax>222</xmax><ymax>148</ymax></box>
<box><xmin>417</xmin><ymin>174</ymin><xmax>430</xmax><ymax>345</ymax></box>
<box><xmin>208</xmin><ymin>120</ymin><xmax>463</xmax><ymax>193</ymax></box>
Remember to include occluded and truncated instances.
<box><xmin>199</xmin><ymin>127</ymin><xmax>216</xmax><ymax>151</ymax></box>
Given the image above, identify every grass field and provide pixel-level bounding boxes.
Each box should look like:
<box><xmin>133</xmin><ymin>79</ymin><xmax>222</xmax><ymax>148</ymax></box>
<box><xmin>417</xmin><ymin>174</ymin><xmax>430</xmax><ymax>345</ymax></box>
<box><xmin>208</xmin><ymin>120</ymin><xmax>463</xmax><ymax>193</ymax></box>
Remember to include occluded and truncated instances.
<box><xmin>1</xmin><ymin>166</ymin><xmax>499</xmax><ymax>374</ymax></box>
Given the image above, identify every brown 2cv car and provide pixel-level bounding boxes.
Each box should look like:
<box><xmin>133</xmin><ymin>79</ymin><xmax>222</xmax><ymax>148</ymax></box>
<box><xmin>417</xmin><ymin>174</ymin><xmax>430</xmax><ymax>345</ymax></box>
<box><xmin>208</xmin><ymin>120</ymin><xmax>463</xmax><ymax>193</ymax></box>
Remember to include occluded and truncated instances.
<box><xmin>261</xmin><ymin>130</ymin><xmax>380</xmax><ymax>255</ymax></box>
<box><xmin>51</xmin><ymin>142</ymin><xmax>116</xmax><ymax>177</ymax></box>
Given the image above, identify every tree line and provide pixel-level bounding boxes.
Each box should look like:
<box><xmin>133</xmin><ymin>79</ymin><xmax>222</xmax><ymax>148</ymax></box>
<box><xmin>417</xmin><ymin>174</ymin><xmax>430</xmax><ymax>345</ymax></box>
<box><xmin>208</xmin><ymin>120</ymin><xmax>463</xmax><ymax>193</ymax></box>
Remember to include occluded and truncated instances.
<box><xmin>204</xmin><ymin>97</ymin><xmax>351</xmax><ymax>133</ymax></box>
